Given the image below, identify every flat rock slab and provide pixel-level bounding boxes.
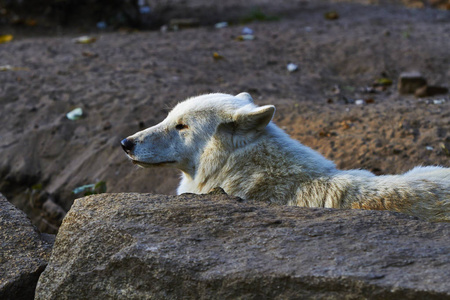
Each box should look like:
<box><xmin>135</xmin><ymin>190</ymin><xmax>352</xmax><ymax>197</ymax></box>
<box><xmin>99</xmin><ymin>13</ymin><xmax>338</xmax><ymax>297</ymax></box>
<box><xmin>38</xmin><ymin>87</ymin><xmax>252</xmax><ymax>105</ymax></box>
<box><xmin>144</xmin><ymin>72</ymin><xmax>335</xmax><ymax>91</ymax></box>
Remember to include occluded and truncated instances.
<box><xmin>0</xmin><ymin>194</ymin><xmax>54</xmax><ymax>300</ymax></box>
<box><xmin>36</xmin><ymin>193</ymin><xmax>450</xmax><ymax>299</ymax></box>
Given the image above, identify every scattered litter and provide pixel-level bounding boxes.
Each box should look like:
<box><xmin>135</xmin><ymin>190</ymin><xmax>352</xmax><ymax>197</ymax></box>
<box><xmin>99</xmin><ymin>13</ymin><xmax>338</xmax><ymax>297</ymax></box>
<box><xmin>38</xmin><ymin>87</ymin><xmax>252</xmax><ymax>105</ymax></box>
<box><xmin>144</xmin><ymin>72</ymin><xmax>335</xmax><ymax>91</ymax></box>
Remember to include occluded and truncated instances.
<box><xmin>66</xmin><ymin>108</ymin><xmax>83</xmax><ymax>120</ymax></box>
<box><xmin>213</xmin><ymin>52</ymin><xmax>224</xmax><ymax>60</ymax></box>
<box><xmin>287</xmin><ymin>63</ymin><xmax>298</xmax><ymax>72</ymax></box>
<box><xmin>242</xmin><ymin>27</ymin><xmax>254</xmax><ymax>35</ymax></box>
<box><xmin>426</xmin><ymin>146</ymin><xmax>434</xmax><ymax>151</ymax></box>
<box><xmin>355</xmin><ymin>99</ymin><xmax>365</xmax><ymax>105</ymax></box>
<box><xmin>73</xmin><ymin>181</ymin><xmax>107</xmax><ymax>195</ymax></box>
<box><xmin>324</xmin><ymin>11</ymin><xmax>339</xmax><ymax>20</ymax></box>
<box><xmin>0</xmin><ymin>34</ymin><xmax>13</xmax><ymax>43</ymax></box>
<box><xmin>237</xmin><ymin>34</ymin><xmax>255</xmax><ymax>41</ymax></box>
<box><xmin>375</xmin><ymin>78</ymin><xmax>393</xmax><ymax>86</ymax></box>
<box><xmin>215</xmin><ymin>22</ymin><xmax>228</xmax><ymax>29</ymax></box>
<box><xmin>96</xmin><ymin>21</ymin><xmax>107</xmax><ymax>29</ymax></box>
<box><xmin>433</xmin><ymin>99</ymin><xmax>445</xmax><ymax>105</ymax></box>
<box><xmin>361</xmin><ymin>86</ymin><xmax>377</xmax><ymax>93</ymax></box>
<box><xmin>73</xmin><ymin>184</ymin><xmax>95</xmax><ymax>194</ymax></box>
<box><xmin>0</xmin><ymin>65</ymin><xmax>29</xmax><ymax>71</ymax></box>
<box><xmin>0</xmin><ymin>65</ymin><xmax>13</xmax><ymax>71</ymax></box>
<box><xmin>440</xmin><ymin>143</ymin><xmax>450</xmax><ymax>157</ymax></box>
<box><xmin>138</xmin><ymin>0</ymin><xmax>151</xmax><ymax>14</ymax></box>
<box><xmin>73</xmin><ymin>36</ymin><xmax>97</xmax><ymax>44</ymax></box>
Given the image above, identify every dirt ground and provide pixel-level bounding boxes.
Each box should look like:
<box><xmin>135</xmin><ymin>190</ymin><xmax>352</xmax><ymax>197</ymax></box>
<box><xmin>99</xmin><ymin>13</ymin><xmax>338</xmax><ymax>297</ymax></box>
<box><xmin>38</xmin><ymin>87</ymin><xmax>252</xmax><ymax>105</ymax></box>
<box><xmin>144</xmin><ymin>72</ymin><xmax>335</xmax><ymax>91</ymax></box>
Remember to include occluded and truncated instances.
<box><xmin>1</xmin><ymin>0</ymin><xmax>449</xmax><ymax>233</ymax></box>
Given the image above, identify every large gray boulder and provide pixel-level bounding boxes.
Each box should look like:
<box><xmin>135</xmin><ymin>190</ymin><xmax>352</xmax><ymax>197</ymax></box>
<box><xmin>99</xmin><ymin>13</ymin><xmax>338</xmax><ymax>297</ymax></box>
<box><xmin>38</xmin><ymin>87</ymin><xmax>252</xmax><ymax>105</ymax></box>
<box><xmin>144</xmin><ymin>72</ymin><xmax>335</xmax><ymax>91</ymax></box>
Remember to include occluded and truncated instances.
<box><xmin>36</xmin><ymin>192</ymin><xmax>450</xmax><ymax>299</ymax></box>
<box><xmin>0</xmin><ymin>193</ymin><xmax>54</xmax><ymax>300</ymax></box>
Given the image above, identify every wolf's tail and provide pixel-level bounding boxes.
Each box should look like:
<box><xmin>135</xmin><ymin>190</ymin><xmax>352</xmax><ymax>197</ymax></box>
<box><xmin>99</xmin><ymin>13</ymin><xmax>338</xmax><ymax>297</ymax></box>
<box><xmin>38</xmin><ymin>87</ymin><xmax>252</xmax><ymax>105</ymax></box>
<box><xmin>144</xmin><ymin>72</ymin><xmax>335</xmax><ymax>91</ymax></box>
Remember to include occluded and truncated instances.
<box><xmin>341</xmin><ymin>166</ymin><xmax>450</xmax><ymax>222</ymax></box>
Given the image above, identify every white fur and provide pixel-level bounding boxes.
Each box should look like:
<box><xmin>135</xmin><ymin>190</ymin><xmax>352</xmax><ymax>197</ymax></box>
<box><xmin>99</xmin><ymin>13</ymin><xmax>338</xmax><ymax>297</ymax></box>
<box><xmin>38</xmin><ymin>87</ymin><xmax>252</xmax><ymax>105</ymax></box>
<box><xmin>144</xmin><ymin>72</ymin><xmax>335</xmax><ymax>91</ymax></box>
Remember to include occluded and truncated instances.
<box><xmin>124</xmin><ymin>93</ymin><xmax>450</xmax><ymax>222</ymax></box>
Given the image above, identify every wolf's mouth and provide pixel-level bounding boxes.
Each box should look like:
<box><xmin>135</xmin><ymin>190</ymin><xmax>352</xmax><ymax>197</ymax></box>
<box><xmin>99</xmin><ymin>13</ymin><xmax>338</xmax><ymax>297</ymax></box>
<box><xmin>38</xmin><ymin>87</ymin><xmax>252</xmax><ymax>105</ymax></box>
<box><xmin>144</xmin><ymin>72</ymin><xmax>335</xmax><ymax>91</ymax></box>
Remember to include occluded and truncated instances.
<box><xmin>132</xmin><ymin>160</ymin><xmax>176</xmax><ymax>167</ymax></box>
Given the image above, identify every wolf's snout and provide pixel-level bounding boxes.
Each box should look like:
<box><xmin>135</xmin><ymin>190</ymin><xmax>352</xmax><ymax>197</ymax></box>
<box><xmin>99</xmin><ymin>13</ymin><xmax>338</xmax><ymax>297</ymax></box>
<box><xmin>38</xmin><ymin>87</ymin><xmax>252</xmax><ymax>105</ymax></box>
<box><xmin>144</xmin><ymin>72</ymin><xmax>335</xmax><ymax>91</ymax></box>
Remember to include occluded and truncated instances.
<box><xmin>121</xmin><ymin>138</ymin><xmax>135</xmax><ymax>154</ymax></box>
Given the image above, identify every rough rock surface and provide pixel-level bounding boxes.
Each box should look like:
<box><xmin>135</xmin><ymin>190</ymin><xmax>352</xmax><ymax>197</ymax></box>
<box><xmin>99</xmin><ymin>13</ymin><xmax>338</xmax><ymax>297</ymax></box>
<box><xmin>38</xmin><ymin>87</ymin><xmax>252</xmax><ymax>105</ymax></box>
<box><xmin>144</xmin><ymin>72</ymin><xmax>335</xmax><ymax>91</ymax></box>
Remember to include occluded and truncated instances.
<box><xmin>0</xmin><ymin>193</ymin><xmax>54</xmax><ymax>300</ymax></box>
<box><xmin>36</xmin><ymin>192</ymin><xmax>450</xmax><ymax>299</ymax></box>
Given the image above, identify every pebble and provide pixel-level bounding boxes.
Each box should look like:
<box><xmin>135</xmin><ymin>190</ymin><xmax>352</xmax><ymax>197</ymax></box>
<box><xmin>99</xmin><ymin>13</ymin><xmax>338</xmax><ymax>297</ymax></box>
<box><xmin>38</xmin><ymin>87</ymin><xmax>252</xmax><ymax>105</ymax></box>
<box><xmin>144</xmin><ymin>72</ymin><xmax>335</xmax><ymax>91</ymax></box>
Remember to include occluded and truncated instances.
<box><xmin>287</xmin><ymin>63</ymin><xmax>298</xmax><ymax>72</ymax></box>
<box><xmin>66</xmin><ymin>108</ymin><xmax>83</xmax><ymax>120</ymax></box>
<box><xmin>215</xmin><ymin>22</ymin><xmax>228</xmax><ymax>29</ymax></box>
<box><xmin>433</xmin><ymin>99</ymin><xmax>445</xmax><ymax>105</ymax></box>
<box><xmin>355</xmin><ymin>99</ymin><xmax>365</xmax><ymax>105</ymax></box>
<box><xmin>242</xmin><ymin>27</ymin><xmax>254</xmax><ymax>35</ymax></box>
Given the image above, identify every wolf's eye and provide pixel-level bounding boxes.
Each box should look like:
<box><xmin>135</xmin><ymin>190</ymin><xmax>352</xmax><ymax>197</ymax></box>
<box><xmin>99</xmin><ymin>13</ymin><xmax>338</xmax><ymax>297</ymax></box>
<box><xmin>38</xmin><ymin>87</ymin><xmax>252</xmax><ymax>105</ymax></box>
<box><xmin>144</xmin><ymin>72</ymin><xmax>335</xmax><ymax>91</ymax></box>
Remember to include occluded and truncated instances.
<box><xmin>175</xmin><ymin>124</ymin><xmax>188</xmax><ymax>130</ymax></box>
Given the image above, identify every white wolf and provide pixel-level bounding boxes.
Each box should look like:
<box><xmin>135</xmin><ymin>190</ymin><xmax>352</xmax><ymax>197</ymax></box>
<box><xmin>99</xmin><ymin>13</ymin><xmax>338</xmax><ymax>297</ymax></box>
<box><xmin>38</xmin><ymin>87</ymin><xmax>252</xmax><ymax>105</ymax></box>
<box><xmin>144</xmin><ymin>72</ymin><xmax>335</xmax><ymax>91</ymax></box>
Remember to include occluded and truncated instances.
<box><xmin>121</xmin><ymin>92</ymin><xmax>450</xmax><ymax>222</ymax></box>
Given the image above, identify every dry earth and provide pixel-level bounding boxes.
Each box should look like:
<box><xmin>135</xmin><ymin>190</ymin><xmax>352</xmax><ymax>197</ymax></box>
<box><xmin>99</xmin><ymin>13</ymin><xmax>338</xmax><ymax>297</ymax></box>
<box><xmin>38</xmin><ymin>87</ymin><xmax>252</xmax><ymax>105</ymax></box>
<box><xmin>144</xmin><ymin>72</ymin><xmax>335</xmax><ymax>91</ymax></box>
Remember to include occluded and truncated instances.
<box><xmin>0</xmin><ymin>0</ymin><xmax>449</xmax><ymax>232</ymax></box>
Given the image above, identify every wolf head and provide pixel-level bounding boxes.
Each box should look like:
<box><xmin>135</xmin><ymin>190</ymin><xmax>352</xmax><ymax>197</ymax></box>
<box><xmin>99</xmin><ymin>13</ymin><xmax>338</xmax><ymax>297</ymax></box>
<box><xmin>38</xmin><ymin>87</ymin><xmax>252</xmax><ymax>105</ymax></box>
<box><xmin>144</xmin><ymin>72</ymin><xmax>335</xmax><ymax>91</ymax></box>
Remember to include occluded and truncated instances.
<box><xmin>121</xmin><ymin>92</ymin><xmax>275</xmax><ymax>177</ymax></box>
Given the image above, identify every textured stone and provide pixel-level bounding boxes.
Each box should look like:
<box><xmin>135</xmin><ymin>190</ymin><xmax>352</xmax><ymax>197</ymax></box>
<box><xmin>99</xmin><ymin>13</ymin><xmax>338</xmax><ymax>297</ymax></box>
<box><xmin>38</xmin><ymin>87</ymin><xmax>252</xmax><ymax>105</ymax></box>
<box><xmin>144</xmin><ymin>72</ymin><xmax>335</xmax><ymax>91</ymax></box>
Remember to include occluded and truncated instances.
<box><xmin>0</xmin><ymin>193</ymin><xmax>54</xmax><ymax>300</ymax></box>
<box><xmin>398</xmin><ymin>71</ymin><xmax>427</xmax><ymax>94</ymax></box>
<box><xmin>36</xmin><ymin>193</ymin><xmax>450</xmax><ymax>299</ymax></box>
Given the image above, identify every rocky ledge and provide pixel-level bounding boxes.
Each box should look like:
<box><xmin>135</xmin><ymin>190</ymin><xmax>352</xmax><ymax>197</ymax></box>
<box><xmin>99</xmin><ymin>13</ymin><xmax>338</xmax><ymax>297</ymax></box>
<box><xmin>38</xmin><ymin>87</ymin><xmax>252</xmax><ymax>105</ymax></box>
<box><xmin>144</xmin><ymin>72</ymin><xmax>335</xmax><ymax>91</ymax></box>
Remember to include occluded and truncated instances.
<box><xmin>35</xmin><ymin>192</ymin><xmax>450</xmax><ymax>299</ymax></box>
<box><xmin>0</xmin><ymin>194</ymin><xmax>54</xmax><ymax>300</ymax></box>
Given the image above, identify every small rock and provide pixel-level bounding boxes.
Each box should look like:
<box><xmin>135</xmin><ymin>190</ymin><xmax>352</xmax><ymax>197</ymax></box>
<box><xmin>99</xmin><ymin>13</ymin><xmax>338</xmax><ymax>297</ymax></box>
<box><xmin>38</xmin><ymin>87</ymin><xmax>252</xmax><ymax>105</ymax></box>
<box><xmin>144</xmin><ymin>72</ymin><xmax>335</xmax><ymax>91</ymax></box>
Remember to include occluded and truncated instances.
<box><xmin>66</xmin><ymin>108</ymin><xmax>83</xmax><ymax>120</ymax></box>
<box><xmin>355</xmin><ymin>99</ymin><xmax>365</xmax><ymax>105</ymax></box>
<box><xmin>398</xmin><ymin>71</ymin><xmax>427</xmax><ymax>94</ymax></box>
<box><xmin>432</xmin><ymin>99</ymin><xmax>445</xmax><ymax>105</ymax></box>
<box><xmin>287</xmin><ymin>63</ymin><xmax>298</xmax><ymax>72</ymax></box>
<box><xmin>242</xmin><ymin>27</ymin><xmax>254</xmax><ymax>35</ymax></box>
<box><xmin>73</xmin><ymin>36</ymin><xmax>97</xmax><ymax>44</ymax></box>
<box><xmin>214</xmin><ymin>22</ymin><xmax>228</xmax><ymax>29</ymax></box>
<box><xmin>426</xmin><ymin>146</ymin><xmax>434</xmax><ymax>151</ymax></box>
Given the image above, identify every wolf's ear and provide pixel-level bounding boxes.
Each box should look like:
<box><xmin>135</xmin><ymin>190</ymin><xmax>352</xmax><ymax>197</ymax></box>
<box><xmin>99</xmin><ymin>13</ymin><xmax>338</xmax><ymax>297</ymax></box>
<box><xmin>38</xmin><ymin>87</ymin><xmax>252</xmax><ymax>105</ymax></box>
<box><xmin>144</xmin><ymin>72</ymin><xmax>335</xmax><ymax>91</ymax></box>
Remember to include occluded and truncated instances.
<box><xmin>217</xmin><ymin>105</ymin><xmax>275</xmax><ymax>148</ymax></box>
<box><xmin>234</xmin><ymin>105</ymin><xmax>275</xmax><ymax>131</ymax></box>
<box><xmin>235</xmin><ymin>92</ymin><xmax>254</xmax><ymax>103</ymax></box>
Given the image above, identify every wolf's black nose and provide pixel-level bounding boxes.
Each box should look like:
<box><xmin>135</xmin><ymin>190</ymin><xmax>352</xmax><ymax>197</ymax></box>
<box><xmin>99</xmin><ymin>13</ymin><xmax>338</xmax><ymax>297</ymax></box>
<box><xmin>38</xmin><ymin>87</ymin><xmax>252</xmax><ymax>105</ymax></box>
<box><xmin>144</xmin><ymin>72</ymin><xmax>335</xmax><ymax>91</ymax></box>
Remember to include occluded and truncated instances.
<box><xmin>121</xmin><ymin>138</ymin><xmax>135</xmax><ymax>153</ymax></box>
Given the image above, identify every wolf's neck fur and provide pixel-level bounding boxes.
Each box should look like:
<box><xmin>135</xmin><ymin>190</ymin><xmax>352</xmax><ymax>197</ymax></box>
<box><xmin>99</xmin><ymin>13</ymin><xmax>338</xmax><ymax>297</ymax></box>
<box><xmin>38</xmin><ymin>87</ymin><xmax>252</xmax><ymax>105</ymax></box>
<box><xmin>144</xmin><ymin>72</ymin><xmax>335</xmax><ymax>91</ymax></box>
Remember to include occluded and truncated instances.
<box><xmin>178</xmin><ymin>123</ymin><xmax>338</xmax><ymax>203</ymax></box>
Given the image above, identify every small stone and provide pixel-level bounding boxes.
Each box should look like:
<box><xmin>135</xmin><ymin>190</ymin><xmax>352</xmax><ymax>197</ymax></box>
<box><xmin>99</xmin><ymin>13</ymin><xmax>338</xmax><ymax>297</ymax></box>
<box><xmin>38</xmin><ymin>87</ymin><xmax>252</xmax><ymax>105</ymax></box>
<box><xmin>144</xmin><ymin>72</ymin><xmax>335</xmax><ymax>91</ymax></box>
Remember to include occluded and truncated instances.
<box><xmin>432</xmin><ymin>99</ymin><xmax>445</xmax><ymax>105</ymax></box>
<box><xmin>426</xmin><ymin>146</ymin><xmax>434</xmax><ymax>151</ymax></box>
<box><xmin>398</xmin><ymin>71</ymin><xmax>427</xmax><ymax>94</ymax></box>
<box><xmin>355</xmin><ymin>99</ymin><xmax>365</xmax><ymax>105</ymax></box>
<box><xmin>287</xmin><ymin>63</ymin><xmax>298</xmax><ymax>72</ymax></box>
<box><xmin>66</xmin><ymin>108</ymin><xmax>83</xmax><ymax>120</ymax></box>
<box><xmin>214</xmin><ymin>22</ymin><xmax>228</xmax><ymax>29</ymax></box>
<box><xmin>242</xmin><ymin>27</ymin><xmax>254</xmax><ymax>35</ymax></box>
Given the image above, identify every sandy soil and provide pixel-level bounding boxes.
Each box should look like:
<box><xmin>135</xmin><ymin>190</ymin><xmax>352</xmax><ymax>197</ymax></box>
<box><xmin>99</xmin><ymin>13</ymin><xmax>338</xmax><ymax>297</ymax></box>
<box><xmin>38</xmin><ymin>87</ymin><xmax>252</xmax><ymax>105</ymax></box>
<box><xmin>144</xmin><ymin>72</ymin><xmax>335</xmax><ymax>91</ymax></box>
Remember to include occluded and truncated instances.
<box><xmin>1</xmin><ymin>0</ymin><xmax>449</xmax><ymax>233</ymax></box>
